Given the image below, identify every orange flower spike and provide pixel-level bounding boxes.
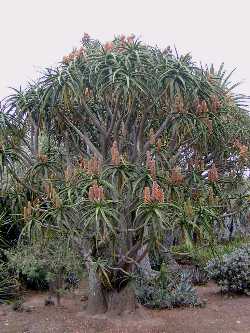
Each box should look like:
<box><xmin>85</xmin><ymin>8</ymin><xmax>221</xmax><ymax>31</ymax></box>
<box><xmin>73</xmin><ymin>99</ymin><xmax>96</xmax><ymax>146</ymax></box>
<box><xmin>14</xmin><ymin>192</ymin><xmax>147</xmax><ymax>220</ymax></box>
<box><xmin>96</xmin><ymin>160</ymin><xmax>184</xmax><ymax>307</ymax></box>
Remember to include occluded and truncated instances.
<box><xmin>88</xmin><ymin>186</ymin><xmax>95</xmax><ymax>201</ymax></box>
<box><xmin>157</xmin><ymin>139</ymin><xmax>162</xmax><ymax>152</ymax></box>
<box><xmin>93</xmin><ymin>156</ymin><xmax>98</xmax><ymax>173</ymax></box>
<box><xmin>151</xmin><ymin>181</ymin><xmax>160</xmax><ymax>201</ymax></box>
<box><xmin>208</xmin><ymin>164</ymin><xmax>219</xmax><ymax>182</ymax></box>
<box><xmin>211</xmin><ymin>95</ymin><xmax>221</xmax><ymax>112</ymax></box>
<box><xmin>146</xmin><ymin>151</ymin><xmax>151</xmax><ymax>167</ymax></box>
<box><xmin>149</xmin><ymin>159</ymin><xmax>156</xmax><ymax>179</ymax></box>
<box><xmin>127</xmin><ymin>34</ymin><xmax>135</xmax><ymax>43</ymax></box>
<box><xmin>196</xmin><ymin>100</ymin><xmax>203</xmax><ymax>114</ymax></box>
<box><xmin>143</xmin><ymin>187</ymin><xmax>151</xmax><ymax>203</ymax></box>
<box><xmin>104</xmin><ymin>42</ymin><xmax>114</xmax><ymax>52</ymax></box>
<box><xmin>62</xmin><ymin>56</ymin><xmax>69</xmax><ymax>64</ymax></box>
<box><xmin>233</xmin><ymin>139</ymin><xmax>241</xmax><ymax>149</ymax></box>
<box><xmin>239</xmin><ymin>145</ymin><xmax>248</xmax><ymax>158</ymax></box>
<box><xmin>159</xmin><ymin>189</ymin><xmax>164</xmax><ymax>203</ymax></box>
<box><xmin>99</xmin><ymin>187</ymin><xmax>105</xmax><ymax>201</ymax></box>
<box><xmin>170</xmin><ymin>167</ymin><xmax>184</xmax><ymax>185</ymax></box>
<box><xmin>201</xmin><ymin>100</ymin><xmax>208</xmax><ymax>113</ymax></box>
<box><xmin>149</xmin><ymin>128</ymin><xmax>156</xmax><ymax>145</ymax></box>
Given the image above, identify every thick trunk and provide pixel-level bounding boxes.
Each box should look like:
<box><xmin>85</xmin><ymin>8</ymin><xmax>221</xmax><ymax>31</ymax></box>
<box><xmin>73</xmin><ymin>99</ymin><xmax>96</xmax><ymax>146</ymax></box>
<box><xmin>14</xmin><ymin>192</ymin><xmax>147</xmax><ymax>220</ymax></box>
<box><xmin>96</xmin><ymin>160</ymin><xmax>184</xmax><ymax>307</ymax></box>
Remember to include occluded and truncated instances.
<box><xmin>86</xmin><ymin>265</ymin><xmax>139</xmax><ymax>316</ymax></box>
<box><xmin>105</xmin><ymin>283</ymin><xmax>138</xmax><ymax>316</ymax></box>
<box><xmin>86</xmin><ymin>263</ymin><xmax>107</xmax><ymax>314</ymax></box>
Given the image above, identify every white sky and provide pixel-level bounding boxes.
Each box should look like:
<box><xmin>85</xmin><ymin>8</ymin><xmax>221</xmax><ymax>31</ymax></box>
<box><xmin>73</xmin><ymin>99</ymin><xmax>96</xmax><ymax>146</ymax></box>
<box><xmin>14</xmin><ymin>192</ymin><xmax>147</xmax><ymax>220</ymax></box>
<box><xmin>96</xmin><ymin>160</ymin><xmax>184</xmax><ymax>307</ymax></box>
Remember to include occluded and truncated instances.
<box><xmin>0</xmin><ymin>0</ymin><xmax>249</xmax><ymax>100</ymax></box>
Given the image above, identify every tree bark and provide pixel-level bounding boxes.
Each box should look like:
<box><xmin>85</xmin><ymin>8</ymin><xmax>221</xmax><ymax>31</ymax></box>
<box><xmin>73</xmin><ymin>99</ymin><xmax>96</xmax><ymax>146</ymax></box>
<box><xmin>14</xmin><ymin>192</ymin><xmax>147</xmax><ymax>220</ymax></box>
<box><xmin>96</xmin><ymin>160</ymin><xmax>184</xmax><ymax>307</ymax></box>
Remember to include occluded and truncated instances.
<box><xmin>105</xmin><ymin>283</ymin><xmax>138</xmax><ymax>316</ymax></box>
<box><xmin>86</xmin><ymin>261</ymin><xmax>140</xmax><ymax>316</ymax></box>
<box><xmin>86</xmin><ymin>263</ymin><xmax>107</xmax><ymax>314</ymax></box>
<box><xmin>34</xmin><ymin>124</ymin><xmax>39</xmax><ymax>158</ymax></box>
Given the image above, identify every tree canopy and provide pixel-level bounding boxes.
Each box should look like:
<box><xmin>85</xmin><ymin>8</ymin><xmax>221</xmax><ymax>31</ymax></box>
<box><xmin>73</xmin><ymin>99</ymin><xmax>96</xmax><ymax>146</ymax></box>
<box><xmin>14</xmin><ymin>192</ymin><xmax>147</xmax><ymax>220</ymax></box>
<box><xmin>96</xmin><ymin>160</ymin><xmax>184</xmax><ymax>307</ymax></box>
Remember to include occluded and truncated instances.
<box><xmin>0</xmin><ymin>34</ymin><xmax>250</xmax><ymax>313</ymax></box>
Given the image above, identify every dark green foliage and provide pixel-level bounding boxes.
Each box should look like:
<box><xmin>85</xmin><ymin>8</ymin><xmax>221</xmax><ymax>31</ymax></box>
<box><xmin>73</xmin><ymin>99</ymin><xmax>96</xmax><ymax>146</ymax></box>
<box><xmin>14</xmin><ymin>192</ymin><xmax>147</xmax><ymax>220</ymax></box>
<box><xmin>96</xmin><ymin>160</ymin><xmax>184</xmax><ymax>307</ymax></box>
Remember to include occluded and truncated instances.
<box><xmin>206</xmin><ymin>245</ymin><xmax>250</xmax><ymax>294</ymax></box>
<box><xmin>0</xmin><ymin>35</ymin><xmax>249</xmax><ymax>310</ymax></box>
<box><xmin>0</xmin><ymin>260</ymin><xmax>18</xmax><ymax>303</ymax></box>
<box><xmin>6</xmin><ymin>238</ymin><xmax>83</xmax><ymax>292</ymax></box>
<box><xmin>135</xmin><ymin>263</ymin><xmax>200</xmax><ymax>309</ymax></box>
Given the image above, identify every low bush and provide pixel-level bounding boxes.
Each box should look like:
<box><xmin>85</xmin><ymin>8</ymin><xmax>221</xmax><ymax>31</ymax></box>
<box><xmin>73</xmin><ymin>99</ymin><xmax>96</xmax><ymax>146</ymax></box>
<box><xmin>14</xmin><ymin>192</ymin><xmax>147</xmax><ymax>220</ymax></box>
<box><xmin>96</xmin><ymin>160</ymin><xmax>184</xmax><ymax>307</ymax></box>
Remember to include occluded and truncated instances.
<box><xmin>206</xmin><ymin>244</ymin><xmax>250</xmax><ymax>294</ymax></box>
<box><xmin>6</xmin><ymin>238</ymin><xmax>82</xmax><ymax>293</ymax></box>
<box><xmin>135</xmin><ymin>263</ymin><xmax>200</xmax><ymax>309</ymax></box>
<box><xmin>0</xmin><ymin>261</ymin><xmax>18</xmax><ymax>303</ymax></box>
<box><xmin>172</xmin><ymin>237</ymin><xmax>250</xmax><ymax>267</ymax></box>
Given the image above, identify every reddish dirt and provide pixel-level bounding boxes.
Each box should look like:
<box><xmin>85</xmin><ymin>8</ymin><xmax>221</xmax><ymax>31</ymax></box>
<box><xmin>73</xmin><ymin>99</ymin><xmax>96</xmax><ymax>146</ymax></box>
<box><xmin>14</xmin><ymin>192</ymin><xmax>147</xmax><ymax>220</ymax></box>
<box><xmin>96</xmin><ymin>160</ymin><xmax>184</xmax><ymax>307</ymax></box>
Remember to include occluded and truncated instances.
<box><xmin>1</xmin><ymin>282</ymin><xmax>250</xmax><ymax>333</ymax></box>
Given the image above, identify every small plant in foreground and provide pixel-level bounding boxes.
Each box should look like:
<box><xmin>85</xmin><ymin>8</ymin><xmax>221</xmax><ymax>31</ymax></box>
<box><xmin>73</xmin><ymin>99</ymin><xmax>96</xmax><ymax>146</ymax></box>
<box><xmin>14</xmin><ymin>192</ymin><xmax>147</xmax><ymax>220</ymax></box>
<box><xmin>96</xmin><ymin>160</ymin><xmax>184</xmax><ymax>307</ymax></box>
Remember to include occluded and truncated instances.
<box><xmin>206</xmin><ymin>244</ymin><xmax>250</xmax><ymax>294</ymax></box>
<box><xmin>135</xmin><ymin>263</ymin><xmax>200</xmax><ymax>309</ymax></box>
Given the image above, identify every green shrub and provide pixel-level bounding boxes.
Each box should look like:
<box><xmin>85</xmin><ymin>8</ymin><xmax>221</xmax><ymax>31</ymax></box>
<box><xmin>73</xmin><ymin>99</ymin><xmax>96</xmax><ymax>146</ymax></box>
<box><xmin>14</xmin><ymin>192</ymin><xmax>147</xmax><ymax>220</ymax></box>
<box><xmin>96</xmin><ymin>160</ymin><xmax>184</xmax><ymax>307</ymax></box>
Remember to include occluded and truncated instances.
<box><xmin>6</xmin><ymin>246</ymin><xmax>49</xmax><ymax>290</ymax></box>
<box><xmin>135</xmin><ymin>264</ymin><xmax>200</xmax><ymax>309</ymax></box>
<box><xmin>172</xmin><ymin>237</ymin><xmax>250</xmax><ymax>267</ymax></box>
<box><xmin>206</xmin><ymin>245</ymin><xmax>250</xmax><ymax>294</ymax></box>
<box><xmin>0</xmin><ymin>261</ymin><xmax>18</xmax><ymax>303</ymax></box>
<box><xmin>6</xmin><ymin>238</ymin><xmax>83</xmax><ymax>292</ymax></box>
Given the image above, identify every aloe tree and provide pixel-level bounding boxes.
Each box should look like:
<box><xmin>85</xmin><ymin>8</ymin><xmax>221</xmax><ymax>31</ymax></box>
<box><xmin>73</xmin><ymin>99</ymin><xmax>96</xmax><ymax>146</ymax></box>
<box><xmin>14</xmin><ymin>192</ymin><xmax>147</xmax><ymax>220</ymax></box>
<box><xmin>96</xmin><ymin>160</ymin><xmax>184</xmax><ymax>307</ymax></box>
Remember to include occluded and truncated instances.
<box><xmin>2</xmin><ymin>34</ymin><xmax>250</xmax><ymax>314</ymax></box>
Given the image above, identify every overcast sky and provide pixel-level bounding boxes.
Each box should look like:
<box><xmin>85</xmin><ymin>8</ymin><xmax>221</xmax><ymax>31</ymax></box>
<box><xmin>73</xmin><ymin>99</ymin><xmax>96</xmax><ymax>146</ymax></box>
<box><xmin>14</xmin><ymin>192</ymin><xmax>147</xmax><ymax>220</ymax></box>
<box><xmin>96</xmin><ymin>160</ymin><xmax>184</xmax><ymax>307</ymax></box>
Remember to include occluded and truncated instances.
<box><xmin>1</xmin><ymin>0</ymin><xmax>249</xmax><ymax>100</ymax></box>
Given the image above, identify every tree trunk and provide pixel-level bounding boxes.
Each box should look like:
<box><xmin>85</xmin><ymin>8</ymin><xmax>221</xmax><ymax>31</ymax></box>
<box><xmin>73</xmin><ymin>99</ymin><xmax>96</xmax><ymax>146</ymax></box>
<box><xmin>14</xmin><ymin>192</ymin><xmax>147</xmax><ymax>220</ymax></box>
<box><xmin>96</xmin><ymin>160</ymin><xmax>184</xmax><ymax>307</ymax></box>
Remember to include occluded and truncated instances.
<box><xmin>34</xmin><ymin>123</ymin><xmax>39</xmax><ymax>158</ymax></box>
<box><xmin>86</xmin><ymin>264</ymin><xmax>139</xmax><ymax>316</ymax></box>
<box><xmin>86</xmin><ymin>263</ymin><xmax>107</xmax><ymax>314</ymax></box>
<box><xmin>105</xmin><ymin>283</ymin><xmax>138</xmax><ymax>316</ymax></box>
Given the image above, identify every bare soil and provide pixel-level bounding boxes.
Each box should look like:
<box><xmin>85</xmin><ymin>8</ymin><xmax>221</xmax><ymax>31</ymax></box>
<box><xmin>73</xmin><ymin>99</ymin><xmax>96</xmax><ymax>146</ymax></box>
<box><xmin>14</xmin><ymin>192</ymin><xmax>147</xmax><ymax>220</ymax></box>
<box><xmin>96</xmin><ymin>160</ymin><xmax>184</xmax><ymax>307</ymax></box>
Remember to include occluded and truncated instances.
<box><xmin>1</xmin><ymin>282</ymin><xmax>250</xmax><ymax>333</ymax></box>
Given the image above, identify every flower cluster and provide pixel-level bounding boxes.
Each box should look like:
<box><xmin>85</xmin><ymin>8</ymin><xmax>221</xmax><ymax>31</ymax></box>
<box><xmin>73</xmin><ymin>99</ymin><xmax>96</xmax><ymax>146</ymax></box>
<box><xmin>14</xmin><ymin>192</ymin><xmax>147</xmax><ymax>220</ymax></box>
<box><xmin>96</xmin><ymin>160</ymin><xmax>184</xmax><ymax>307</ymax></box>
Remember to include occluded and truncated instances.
<box><xmin>23</xmin><ymin>201</ymin><xmax>32</xmax><ymax>220</ymax></box>
<box><xmin>175</xmin><ymin>96</ymin><xmax>185</xmax><ymax>113</ymax></box>
<box><xmin>111</xmin><ymin>141</ymin><xmax>120</xmax><ymax>165</ymax></box>
<box><xmin>233</xmin><ymin>139</ymin><xmax>248</xmax><ymax>158</ymax></box>
<box><xmin>196</xmin><ymin>100</ymin><xmax>209</xmax><ymax>114</ymax></box>
<box><xmin>202</xmin><ymin>117</ymin><xmax>213</xmax><ymax>134</ymax></box>
<box><xmin>143</xmin><ymin>181</ymin><xmax>164</xmax><ymax>203</ymax></box>
<box><xmin>44</xmin><ymin>182</ymin><xmax>62</xmax><ymax>208</ymax></box>
<box><xmin>79</xmin><ymin>156</ymin><xmax>101</xmax><ymax>175</ymax></box>
<box><xmin>118</xmin><ymin>34</ymin><xmax>135</xmax><ymax>45</ymax></box>
<box><xmin>88</xmin><ymin>181</ymin><xmax>105</xmax><ymax>202</ymax></box>
<box><xmin>208</xmin><ymin>164</ymin><xmax>219</xmax><ymax>182</ymax></box>
<box><xmin>146</xmin><ymin>151</ymin><xmax>156</xmax><ymax>179</ymax></box>
<box><xmin>103</xmin><ymin>35</ymin><xmax>136</xmax><ymax>53</ymax></box>
<box><xmin>38</xmin><ymin>153</ymin><xmax>48</xmax><ymax>163</ymax></box>
<box><xmin>188</xmin><ymin>157</ymin><xmax>205</xmax><ymax>172</ymax></box>
<box><xmin>211</xmin><ymin>95</ymin><xmax>221</xmax><ymax>112</ymax></box>
<box><xmin>169</xmin><ymin>167</ymin><xmax>184</xmax><ymax>185</ymax></box>
<box><xmin>149</xmin><ymin>129</ymin><xmax>156</xmax><ymax>145</ymax></box>
<box><xmin>62</xmin><ymin>47</ymin><xmax>85</xmax><ymax>64</ymax></box>
<box><xmin>104</xmin><ymin>42</ymin><xmax>114</xmax><ymax>52</ymax></box>
<box><xmin>156</xmin><ymin>138</ymin><xmax>162</xmax><ymax>152</ymax></box>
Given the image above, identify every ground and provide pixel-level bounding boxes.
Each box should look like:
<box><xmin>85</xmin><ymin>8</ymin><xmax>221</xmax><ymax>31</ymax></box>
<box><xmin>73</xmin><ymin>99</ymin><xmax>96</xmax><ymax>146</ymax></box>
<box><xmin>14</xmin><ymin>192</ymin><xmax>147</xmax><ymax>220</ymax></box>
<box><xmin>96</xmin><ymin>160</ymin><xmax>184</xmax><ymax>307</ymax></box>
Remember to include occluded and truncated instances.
<box><xmin>1</xmin><ymin>282</ymin><xmax>250</xmax><ymax>333</ymax></box>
